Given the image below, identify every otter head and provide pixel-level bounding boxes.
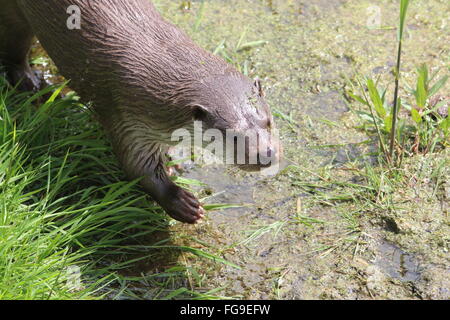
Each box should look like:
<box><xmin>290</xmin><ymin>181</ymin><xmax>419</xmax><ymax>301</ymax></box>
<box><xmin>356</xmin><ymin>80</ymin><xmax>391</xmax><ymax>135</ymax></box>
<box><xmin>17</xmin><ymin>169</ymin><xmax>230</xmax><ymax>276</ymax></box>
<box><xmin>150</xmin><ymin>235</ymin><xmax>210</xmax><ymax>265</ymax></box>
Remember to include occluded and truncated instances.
<box><xmin>190</xmin><ymin>73</ymin><xmax>281</xmax><ymax>172</ymax></box>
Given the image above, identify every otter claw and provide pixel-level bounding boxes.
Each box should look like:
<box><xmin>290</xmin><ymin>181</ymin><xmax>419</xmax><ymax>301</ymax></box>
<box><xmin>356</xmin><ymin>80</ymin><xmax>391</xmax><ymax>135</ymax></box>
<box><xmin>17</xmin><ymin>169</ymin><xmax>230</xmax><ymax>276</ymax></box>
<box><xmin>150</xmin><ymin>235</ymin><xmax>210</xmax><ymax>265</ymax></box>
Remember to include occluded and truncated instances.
<box><xmin>197</xmin><ymin>207</ymin><xmax>206</xmax><ymax>220</ymax></box>
<box><xmin>166</xmin><ymin>164</ymin><xmax>183</xmax><ymax>177</ymax></box>
<box><xmin>167</xmin><ymin>166</ymin><xmax>175</xmax><ymax>176</ymax></box>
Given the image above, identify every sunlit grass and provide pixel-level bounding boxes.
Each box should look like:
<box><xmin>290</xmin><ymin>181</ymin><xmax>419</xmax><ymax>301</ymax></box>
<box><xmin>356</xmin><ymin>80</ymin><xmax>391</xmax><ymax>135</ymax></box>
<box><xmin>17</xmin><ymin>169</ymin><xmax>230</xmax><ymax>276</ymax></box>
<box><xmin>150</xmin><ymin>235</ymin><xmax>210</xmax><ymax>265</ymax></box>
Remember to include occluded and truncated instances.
<box><xmin>0</xmin><ymin>79</ymin><xmax>233</xmax><ymax>300</ymax></box>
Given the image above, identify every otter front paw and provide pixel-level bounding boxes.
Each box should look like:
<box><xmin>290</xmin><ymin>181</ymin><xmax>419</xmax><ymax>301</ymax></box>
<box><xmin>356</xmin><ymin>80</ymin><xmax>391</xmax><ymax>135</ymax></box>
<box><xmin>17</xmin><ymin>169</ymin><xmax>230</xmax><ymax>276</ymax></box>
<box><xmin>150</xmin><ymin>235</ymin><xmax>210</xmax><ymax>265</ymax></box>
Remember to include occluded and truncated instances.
<box><xmin>161</xmin><ymin>187</ymin><xmax>205</xmax><ymax>224</ymax></box>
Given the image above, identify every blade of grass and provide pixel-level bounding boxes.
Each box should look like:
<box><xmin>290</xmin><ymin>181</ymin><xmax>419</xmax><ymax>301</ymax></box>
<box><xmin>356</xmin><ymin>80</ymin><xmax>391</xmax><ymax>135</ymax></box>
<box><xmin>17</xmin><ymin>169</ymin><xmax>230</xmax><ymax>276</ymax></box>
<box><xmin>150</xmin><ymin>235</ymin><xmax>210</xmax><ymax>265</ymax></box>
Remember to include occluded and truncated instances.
<box><xmin>389</xmin><ymin>0</ymin><xmax>410</xmax><ymax>163</ymax></box>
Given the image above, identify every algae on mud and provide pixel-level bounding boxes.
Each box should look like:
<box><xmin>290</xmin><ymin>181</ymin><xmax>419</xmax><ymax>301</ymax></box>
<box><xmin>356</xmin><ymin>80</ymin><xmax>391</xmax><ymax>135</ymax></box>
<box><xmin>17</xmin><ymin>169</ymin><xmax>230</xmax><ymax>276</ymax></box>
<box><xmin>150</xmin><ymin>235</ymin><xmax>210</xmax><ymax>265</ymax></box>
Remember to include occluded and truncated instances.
<box><xmin>147</xmin><ymin>0</ymin><xmax>449</xmax><ymax>300</ymax></box>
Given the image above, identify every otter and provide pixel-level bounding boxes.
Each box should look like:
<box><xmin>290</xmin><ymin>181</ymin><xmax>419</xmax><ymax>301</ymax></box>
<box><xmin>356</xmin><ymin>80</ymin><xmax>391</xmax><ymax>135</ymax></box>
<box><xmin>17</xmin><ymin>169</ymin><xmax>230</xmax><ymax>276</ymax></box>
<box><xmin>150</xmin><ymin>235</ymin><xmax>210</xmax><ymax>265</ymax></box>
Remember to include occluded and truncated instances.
<box><xmin>0</xmin><ymin>0</ymin><xmax>280</xmax><ymax>224</ymax></box>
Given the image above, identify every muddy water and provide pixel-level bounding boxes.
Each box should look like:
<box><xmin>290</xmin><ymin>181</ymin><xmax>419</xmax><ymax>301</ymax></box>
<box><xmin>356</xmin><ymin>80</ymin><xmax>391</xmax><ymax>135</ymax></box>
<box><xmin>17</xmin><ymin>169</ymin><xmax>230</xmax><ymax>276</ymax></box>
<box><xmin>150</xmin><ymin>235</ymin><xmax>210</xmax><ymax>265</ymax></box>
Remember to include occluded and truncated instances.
<box><xmin>375</xmin><ymin>240</ymin><xmax>421</xmax><ymax>283</ymax></box>
<box><xmin>147</xmin><ymin>0</ymin><xmax>450</xmax><ymax>300</ymax></box>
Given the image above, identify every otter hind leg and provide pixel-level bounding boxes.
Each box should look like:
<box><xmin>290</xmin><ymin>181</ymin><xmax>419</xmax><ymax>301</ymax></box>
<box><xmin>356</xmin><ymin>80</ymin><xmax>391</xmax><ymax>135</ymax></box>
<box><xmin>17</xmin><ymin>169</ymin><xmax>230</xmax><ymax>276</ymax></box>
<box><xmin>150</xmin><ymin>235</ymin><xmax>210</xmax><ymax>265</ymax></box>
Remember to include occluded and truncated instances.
<box><xmin>0</xmin><ymin>1</ymin><xmax>43</xmax><ymax>92</ymax></box>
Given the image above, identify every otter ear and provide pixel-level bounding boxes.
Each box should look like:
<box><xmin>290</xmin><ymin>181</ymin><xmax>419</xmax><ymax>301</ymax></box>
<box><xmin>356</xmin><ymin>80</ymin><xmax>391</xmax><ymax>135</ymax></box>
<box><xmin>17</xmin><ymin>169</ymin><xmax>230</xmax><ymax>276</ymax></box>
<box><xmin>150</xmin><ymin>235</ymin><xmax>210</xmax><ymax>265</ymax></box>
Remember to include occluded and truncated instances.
<box><xmin>192</xmin><ymin>104</ymin><xmax>208</xmax><ymax>121</ymax></box>
<box><xmin>254</xmin><ymin>77</ymin><xmax>265</xmax><ymax>97</ymax></box>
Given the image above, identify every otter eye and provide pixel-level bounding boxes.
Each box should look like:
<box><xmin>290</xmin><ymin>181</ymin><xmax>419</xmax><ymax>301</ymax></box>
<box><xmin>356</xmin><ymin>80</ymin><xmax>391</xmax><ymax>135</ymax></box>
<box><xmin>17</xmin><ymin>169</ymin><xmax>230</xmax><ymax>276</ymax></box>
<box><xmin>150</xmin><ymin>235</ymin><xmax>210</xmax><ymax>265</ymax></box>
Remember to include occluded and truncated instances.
<box><xmin>192</xmin><ymin>105</ymin><xmax>208</xmax><ymax>121</ymax></box>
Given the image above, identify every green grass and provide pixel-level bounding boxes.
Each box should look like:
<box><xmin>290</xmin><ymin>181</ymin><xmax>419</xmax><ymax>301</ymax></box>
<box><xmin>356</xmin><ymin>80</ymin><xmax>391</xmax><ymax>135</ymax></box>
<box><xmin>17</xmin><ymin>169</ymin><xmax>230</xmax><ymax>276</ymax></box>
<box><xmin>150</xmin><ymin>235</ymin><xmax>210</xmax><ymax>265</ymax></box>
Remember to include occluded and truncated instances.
<box><xmin>0</xmin><ymin>78</ymin><xmax>233</xmax><ymax>300</ymax></box>
<box><xmin>213</xmin><ymin>27</ymin><xmax>268</xmax><ymax>77</ymax></box>
<box><xmin>347</xmin><ymin>0</ymin><xmax>449</xmax><ymax>165</ymax></box>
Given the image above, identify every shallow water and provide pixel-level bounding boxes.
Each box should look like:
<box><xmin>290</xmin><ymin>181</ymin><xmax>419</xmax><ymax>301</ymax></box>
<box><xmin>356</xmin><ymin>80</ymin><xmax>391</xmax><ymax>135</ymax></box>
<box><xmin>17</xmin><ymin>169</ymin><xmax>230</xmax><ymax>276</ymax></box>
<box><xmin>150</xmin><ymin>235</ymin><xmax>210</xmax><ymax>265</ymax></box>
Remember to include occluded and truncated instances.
<box><xmin>375</xmin><ymin>240</ymin><xmax>421</xmax><ymax>283</ymax></box>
